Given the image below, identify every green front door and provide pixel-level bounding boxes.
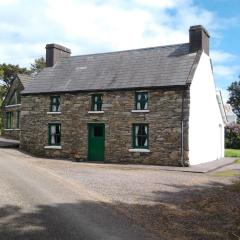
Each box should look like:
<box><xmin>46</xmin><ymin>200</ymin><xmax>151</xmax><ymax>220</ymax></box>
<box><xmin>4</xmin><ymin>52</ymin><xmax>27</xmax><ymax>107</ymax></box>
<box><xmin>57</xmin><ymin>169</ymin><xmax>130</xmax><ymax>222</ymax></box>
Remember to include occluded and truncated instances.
<box><xmin>88</xmin><ymin>123</ymin><xmax>105</xmax><ymax>161</ymax></box>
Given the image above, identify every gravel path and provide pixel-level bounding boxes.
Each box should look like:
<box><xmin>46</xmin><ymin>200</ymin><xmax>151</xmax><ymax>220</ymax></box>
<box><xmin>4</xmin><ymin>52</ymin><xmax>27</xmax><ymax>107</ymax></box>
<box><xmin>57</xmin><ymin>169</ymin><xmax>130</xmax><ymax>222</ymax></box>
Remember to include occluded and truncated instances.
<box><xmin>5</xmin><ymin>149</ymin><xmax>238</xmax><ymax>206</ymax></box>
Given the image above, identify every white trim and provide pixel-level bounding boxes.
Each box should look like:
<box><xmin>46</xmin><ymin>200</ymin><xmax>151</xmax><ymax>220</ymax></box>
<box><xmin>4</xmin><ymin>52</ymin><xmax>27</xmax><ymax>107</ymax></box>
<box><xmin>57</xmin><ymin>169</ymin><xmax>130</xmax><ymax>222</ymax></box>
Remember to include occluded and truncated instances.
<box><xmin>5</xmin><ymin>104</ymin><xmax>21</xmax><ymax>108</ymax></box>
<box><xmin>88</xmin><ymin>111</ymin><xmax>104</xmax><ymax>114</ymax></box>
<box><xmin>4</xmin><ymin>129</ymin><xmax>20</xmax><ymax>131</ymax></box>
<box><xmin>44</xmin><ymin>146</ymin><xmax>62</xmax><ymax>149</ymax></box>
<box><xmin>131</xmin><ymin>110</ymin><xmax>149</xmax><ymax>113</ymax></box>
<box><xmin>129</xmin><ymin>149</ymin><xmax>150</xmax><ymax>153</ymax></box>
<box><xmin>47</xmin><ymin>112</ymin><xmax>62</xmax><ymax>115</ymax></box>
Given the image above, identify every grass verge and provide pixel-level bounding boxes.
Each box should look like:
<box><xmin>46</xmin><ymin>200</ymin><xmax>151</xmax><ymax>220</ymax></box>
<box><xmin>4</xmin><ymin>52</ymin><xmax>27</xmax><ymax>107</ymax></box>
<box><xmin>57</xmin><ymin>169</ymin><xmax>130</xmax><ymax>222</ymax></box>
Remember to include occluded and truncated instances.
<box><xmin>225</xmin><ymin>149</ymin><xmax>240</xmax><ymax>157</ymax></box>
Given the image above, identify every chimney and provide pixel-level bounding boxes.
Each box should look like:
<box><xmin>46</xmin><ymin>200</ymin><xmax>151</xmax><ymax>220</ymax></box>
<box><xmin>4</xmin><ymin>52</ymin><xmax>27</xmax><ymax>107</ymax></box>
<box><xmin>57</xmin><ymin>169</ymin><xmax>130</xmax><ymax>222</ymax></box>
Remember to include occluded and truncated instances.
<box><xmin>189</xmin><ymin>25</ymin><xmax>210</xmax><ymax>55</ymax></box>
<box><xmin>46</xmin><ymin>43</ymin><xmax>71</xmax><ymax>67</ymax></box>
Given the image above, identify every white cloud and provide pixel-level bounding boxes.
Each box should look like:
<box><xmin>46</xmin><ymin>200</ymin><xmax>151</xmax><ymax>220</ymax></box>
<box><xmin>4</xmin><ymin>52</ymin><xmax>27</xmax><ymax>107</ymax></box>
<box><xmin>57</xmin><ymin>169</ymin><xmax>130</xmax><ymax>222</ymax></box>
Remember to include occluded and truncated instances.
<box><xmin>0</xmin><ymin>0</ymin><xmax>238</xmax><ymax>98</ymax></box>
<box><xmin>214</xmin><ymin>65</ymin><xmax>240</xmax><ymax>78</ymax></box>
<box><xmin>0</xmin><ymin>0</ymin><xmax>18</xmax><ymax>5</ymax></box>
<box><xmin>134</xmin><ymin>0</ymin><xmax>188</xmax><ymax>9</ymax></box>
<box><xmin>211</xmin><ymin>50</ymin><xmax>236</xmax><ymax>64</ymax></box>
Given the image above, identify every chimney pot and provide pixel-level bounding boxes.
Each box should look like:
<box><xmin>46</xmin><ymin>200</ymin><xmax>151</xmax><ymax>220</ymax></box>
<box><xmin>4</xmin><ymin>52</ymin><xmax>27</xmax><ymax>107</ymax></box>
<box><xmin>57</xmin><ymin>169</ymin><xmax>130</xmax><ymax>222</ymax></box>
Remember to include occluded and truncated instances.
<box><xmin>189</xmin><ymin>25</ymin><xmax>210</xmax><ymax>55</ymax></box>
<box><xmin>46</xmin><ymin>43</ymin><xmax>71</xmax><ymax>67</ymax></box>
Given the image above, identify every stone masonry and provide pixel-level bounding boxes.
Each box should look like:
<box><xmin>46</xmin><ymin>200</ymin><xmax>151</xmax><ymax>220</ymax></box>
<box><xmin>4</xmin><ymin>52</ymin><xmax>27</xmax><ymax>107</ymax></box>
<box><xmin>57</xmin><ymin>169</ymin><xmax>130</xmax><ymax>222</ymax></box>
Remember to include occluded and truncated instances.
<box><xmin>20</xmin><ymin>88</ymin><xmax>190</xmax><ymax>166</ymax></box>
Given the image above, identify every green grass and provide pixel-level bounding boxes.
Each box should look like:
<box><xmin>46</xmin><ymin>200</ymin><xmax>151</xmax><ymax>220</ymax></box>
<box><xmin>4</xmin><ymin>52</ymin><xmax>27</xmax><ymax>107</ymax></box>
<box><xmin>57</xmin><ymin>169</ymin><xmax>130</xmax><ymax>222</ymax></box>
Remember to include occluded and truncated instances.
<box><xmin>225</xmin><ymin>149</ymin><xmax>240</xmax><ymax>157</ymax></box>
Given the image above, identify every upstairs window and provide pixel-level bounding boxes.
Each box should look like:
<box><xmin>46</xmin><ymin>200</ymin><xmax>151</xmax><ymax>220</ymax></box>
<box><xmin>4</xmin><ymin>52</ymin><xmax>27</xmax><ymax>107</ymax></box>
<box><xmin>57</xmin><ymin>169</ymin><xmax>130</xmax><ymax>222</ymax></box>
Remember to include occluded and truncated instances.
<box><xmin>91</xmin><ymin>94</ymin><xmax>102</xmax><ymax>111</ymax></box>
<box><xmin>50</xmin><ymin>96</ymin><xmax>60</xmax><ymax>112</ymax></box>
<box><xmin>133</xmin><ymin>124</ymin><xmax>149</xmax><ymax>149</ymax></box>
<box><xmin>48</xmin><ymin>123</ymin><xmax>61</xmax><ymax>146</ymax></box>
<box><xmin>135</xmin><ymin>92</ymin><xmax>148</xmax><ymax>110</ymax></box>
<box><xmin>6</xmin><ymin>112</ymin><xmax>13</xmax><ymax>129</ymax></box>
<box><xmin>9</xmin><ymin>90</ymin><xmax>21</xmax><ymax>105</ymax></box>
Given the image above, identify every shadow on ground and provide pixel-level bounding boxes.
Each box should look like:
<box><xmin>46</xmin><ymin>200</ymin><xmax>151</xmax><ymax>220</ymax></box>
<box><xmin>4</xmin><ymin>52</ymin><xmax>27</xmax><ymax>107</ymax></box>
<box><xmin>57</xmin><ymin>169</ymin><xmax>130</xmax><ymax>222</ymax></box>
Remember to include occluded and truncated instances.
<box><xmin>0</xmin><ymin>179</ymin><xmax>239</xmax><ymax>240</ymax></box>
<box><xmin>118</xmin><ymin>178</ymin><xmax>240</xmax><ymax>240</ymax></box>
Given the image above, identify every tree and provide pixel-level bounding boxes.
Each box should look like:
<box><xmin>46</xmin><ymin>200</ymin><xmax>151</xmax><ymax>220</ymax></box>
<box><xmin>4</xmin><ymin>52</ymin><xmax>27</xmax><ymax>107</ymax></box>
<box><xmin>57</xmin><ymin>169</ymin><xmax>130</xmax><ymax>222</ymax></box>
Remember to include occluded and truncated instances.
<box><xmin>227</xmin><ymin>76</ymin><xmax>240</xmax><ymax>119</ymax></box>
<box><xmin>0</xmin><ymin>63</ymin><xmax>30</xmax><ymax>88</ymax></box>
<box><xmin>30</xmin><ymin>57</ymin><xmax>46</xmax><ymax>74</ymax></box>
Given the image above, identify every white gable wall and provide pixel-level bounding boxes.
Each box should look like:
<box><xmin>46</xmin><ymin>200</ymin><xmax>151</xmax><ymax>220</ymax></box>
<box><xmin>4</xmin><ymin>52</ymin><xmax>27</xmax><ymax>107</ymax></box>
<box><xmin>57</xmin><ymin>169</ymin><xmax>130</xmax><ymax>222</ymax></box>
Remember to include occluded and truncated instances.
<box><xmin>188</xmin><ymin>52</ymin><xmax>224</xmax><ymax>165</ymax></box>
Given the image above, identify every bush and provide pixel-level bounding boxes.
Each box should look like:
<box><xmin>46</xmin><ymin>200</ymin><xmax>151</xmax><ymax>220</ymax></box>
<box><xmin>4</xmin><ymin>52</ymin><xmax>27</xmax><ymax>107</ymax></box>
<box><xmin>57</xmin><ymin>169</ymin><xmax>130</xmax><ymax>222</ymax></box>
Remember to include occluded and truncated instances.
<box><xmin>225</xmin><ymin>124</ymin><xmax>240</xmax><ymax>149</ymax></box>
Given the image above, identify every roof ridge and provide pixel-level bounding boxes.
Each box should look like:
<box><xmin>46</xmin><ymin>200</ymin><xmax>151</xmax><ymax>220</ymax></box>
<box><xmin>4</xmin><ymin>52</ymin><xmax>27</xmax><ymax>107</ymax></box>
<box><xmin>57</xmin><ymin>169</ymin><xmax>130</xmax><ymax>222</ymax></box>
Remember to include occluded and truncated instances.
<box><xmin>65</xmin><ymin>42</ymin><xmax>189</xmax><ymax>59</ymax></box>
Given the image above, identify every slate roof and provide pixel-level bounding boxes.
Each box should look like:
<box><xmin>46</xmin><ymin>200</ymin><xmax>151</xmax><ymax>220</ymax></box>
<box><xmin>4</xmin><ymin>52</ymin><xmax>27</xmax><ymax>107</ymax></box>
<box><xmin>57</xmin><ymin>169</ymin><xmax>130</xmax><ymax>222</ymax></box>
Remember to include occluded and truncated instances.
<box><xmin>17</xmin><ymin>74</ymin><xmax>33</xmax><ymax>87</ymax></box>
<box><xmin>22</xmin><ymin>43</ymin><xmax>198</xmax><ymax>94</ymax></box>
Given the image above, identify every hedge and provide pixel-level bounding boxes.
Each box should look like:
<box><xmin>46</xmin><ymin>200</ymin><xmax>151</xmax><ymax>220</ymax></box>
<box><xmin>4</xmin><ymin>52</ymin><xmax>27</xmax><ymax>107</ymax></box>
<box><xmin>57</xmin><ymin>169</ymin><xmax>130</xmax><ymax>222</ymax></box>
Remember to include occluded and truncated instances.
<box><xmin>225</xmin><ymin>124</ymin><xmax>240</xmax><ymax>149</ymax></box>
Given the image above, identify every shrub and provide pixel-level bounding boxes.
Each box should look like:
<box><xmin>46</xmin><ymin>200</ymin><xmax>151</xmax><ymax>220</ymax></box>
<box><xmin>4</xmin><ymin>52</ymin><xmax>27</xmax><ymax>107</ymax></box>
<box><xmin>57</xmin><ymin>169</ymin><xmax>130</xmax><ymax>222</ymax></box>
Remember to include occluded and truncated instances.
<box><xmin>225</xmin><ymin>124</ymin><xmax>240</xmax><ymax>149</ymax></box>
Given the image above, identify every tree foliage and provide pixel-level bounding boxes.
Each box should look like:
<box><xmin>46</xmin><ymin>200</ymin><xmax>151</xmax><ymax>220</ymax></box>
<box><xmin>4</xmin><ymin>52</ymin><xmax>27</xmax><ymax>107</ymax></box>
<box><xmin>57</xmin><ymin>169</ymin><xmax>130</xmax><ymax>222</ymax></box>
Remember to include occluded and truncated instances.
<box><xmin>30</xmin><ymin>57</ymin><xmax>46</xmax><ymax>74</ymax></box>
<box><xmin>225</xmin><ymin>124</ymin><xmax>240</xmax><ymax>149</ymax></box>
<box><xmin>227</xmin><ymin>76</ymin><xmax>240</xmax><ymax>119</ymax></box>
<box><xmin>0</xmin><ymin>63</ymin><xmax>30</xmax><ymax>88</ymax></box>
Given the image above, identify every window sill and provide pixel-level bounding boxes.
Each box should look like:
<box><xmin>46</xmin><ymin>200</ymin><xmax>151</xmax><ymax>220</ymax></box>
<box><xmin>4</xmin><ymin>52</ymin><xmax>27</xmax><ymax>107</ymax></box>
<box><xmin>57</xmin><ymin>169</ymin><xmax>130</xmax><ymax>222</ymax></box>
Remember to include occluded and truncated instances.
<box><xmin>47</xmin><ymin>112</ymin><xmax>62</xmax><ymax>115</ymax></box>
<box><xmin>44</xmin><ymin>146</ymin><xmax>62</xmax><ymax>149</ymax></box>
<box><xmin>5</xmin><ymin>104</ymin><xmax>21</xmax><ymax>108</ymax></box>
<box><xmin>4</xmin><ymin>129</ymin><xmax>20</xmax><ymax>131</ymax></box>
<box><xmin>88</xmin><ymin>111</ymin><xmax>104</xmax><ymax>114</ymax></box>
<box><xmin>131</xmin><ymin>110</ymin><xmax>149</xmax><ymax>113</ymax></box>
<box><xmin>129</xmin><ymin>149</ymin><xmax>150</xmax><ymax>153</ymax></box>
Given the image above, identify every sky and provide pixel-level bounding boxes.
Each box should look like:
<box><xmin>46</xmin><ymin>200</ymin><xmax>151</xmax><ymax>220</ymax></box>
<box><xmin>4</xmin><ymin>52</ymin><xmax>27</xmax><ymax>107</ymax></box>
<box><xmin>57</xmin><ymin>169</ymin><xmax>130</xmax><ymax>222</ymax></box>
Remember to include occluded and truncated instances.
<box><xmin>0</xmin><ymin>0</ymin><xmax>239</xmax><ymax>101</ymax></box>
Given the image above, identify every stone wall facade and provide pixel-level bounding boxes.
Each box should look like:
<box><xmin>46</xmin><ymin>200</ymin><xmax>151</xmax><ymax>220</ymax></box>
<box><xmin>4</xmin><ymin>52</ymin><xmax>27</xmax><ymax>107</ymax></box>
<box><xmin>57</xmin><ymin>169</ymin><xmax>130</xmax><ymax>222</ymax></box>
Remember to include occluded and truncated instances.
<box><xmin>20</xmin><ymin>88</ymin><xmax>190</xmax><ymax>166</ymax></box>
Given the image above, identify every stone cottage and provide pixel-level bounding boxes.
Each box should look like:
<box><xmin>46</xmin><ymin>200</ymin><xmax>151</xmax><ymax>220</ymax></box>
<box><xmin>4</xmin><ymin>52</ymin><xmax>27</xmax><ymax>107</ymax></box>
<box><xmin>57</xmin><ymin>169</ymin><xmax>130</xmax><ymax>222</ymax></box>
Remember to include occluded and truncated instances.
<box><xmin>2</xmin><ymin>74</ymin><xmax>32</xmax><ymax>140</ymax></box>
<box><xmin>8</xmin><ymin>25</ymin><xmax>225</xmax><ymax>166</ymax></box>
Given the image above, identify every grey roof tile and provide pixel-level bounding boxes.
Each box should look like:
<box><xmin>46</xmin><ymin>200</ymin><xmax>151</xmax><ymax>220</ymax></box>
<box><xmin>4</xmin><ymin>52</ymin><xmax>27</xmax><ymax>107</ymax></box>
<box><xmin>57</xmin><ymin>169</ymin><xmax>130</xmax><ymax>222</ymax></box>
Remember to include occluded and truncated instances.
<box><xmin>22</xmin><ymin>43</ymin><xmax>197</xmax><ymax>94</ymax></box>
<box><xmin>17</xmin><ymin>74</ymin><xmax>32</xmax><ymax>87</ymax></box>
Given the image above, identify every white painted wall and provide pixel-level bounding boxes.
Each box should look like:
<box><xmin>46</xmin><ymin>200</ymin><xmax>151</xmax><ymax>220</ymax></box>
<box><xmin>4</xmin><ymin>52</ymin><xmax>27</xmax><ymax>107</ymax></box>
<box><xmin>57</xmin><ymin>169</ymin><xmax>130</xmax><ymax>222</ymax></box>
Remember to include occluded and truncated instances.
<box><xmin>188</xmin><ymin>52</ymin><xmax>225</xmax><ymax>165</ymax></box>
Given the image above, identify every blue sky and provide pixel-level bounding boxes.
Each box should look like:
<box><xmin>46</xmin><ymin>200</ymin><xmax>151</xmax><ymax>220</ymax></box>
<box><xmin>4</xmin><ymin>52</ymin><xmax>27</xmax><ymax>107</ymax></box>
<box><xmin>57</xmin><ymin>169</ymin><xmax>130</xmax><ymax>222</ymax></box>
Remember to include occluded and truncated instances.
<box><xmin>0</xmin><ymin>0</ymin><xmax>239</xmax><ymax>101</ymax></box>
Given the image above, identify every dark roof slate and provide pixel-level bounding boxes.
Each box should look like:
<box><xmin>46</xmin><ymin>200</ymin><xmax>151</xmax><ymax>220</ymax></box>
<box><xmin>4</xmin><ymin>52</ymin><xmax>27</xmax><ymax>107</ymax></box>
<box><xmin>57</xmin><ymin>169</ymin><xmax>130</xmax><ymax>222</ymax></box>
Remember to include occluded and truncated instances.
<box><xmin>22</xmin><ymin>43</ymin><xmax>197</xmax><ymax>94</ymax></box>
<box><xmin>17</xmin><ymin>74</ymin><xmax>33</xmax><ymax>87</ymax></box>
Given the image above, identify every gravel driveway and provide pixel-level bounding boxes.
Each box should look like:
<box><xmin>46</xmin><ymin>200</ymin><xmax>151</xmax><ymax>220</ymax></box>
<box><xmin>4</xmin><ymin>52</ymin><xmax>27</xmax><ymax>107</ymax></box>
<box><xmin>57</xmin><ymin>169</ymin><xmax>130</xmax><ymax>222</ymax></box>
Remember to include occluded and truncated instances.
<box><xmin>6</xmin><ymin>149</ymin><xmax>237</xmax><ymax>205</ymax></box>
<box><xmin>2</xmin><ymin>149</ymin><xmax>240</xmax><ymax>240</ymax></box>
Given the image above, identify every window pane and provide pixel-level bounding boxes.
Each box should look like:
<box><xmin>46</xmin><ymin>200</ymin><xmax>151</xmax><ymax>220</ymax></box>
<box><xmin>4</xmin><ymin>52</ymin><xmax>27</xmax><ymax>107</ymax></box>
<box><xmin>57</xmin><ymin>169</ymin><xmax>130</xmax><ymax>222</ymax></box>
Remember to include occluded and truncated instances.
<box><xmin>133</xmin><ymin>124</ymin><xmax>148</xmax><ymax>148</ymax></box>
<box><xmin>49</xmin><ymin>124</ymin><xmax>61</xmax><ymax>145</ymax></box>
<box><xmin>92</xmin><ymin>95</ymin><xmax>102</xmax><ymax>111</ymax></box>
<box><xmin>50</xmin><ymin>96</ymin><xmax>60</xmax><ymax>112</ymax></box>
<box><xmin>136</xmin><ymin>92</ymin><xmax>148</xmax><ymax>110</ymax></box>
<box><xmin>94</xmin><ymin>126</ymin><xmax>103</xmax><ymax>137</ymax></box>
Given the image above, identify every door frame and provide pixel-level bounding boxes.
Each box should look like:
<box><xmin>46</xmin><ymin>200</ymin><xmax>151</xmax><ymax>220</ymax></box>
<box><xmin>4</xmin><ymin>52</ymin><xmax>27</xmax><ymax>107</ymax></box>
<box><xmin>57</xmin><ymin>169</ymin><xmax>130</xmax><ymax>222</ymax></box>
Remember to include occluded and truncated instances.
<box><xmin>87</xmin><ymin>123</ymin><xmax>105</xmax><ymax>162</ymax></box>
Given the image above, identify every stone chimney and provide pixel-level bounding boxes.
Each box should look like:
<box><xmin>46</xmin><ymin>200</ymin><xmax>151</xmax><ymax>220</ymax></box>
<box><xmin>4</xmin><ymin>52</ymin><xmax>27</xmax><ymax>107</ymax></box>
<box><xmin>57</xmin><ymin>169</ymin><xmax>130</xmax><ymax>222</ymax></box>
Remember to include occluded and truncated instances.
<box><xmin>46</xmin><ymin>43</ymin><xmax>71</xmax><ymax>67</ymax></box>
<box><xmin>189</xmin><ymin>25</ymin><xmax>210</xmax><ymax>55</ymax></box>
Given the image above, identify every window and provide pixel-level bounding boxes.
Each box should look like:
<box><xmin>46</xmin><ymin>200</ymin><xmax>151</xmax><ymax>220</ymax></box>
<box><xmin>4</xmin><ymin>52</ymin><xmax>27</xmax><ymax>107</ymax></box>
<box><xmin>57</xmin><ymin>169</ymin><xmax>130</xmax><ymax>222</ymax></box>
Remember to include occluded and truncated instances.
<box><xmin>50</xmin><ymin>96</ymin><xmax>60</xmax><ymax>112</ymax></box>
<box><xmin>6</xmin><ymin>112</ymin><xmax>13</xmax><ymax>129</ymax></box>
<box><xmin>17</xmin><ymin>111</ymin><xmax>20</xmax><ymax>129</ymax></box>
<box><xmin>133</xmin><ymin>124</ymin><xmax>149</xmax><ymax>149</ymax></box>
<box><xmin>9</xmin><ymin>90</ymin><xmax>21</xmax><ymax>105</ymax></box>
<box><xmin>94</xmin><ymin>126</ymin><xmax>103</xmax><ymax>137</ymax></box>
<box><xmin>91</xmin><ymin>94</ymin><xmax>102</xmax><ymax>111</ymax></box>
<box><xmin>48</xmin><ymin>124</ymin><xmax>61</xmax><ymax>146</ymax></box>
<box><xmin>135</xmin><ymin>92</ymin><xmax>148</xmax><ymax>110</ymax></box>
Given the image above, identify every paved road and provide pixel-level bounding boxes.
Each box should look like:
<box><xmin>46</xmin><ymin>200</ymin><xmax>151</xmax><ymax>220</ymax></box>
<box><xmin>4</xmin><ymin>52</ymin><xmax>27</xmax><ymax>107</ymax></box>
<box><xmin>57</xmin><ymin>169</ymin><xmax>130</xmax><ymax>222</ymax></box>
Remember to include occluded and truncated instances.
<box><xmin>0</xmin><ymin>149</ymin><xmax>157</xmax><ymax>240</ymax></box>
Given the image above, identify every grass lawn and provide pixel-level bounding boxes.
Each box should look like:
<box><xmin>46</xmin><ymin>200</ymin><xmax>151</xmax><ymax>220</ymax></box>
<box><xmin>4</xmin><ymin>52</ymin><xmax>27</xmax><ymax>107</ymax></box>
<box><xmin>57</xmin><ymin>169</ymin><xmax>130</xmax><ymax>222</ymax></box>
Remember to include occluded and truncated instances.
<box><xmin>225</xmin><ymin>149</ymin><xmax>240</xmax><ymax>158</ymax></box>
